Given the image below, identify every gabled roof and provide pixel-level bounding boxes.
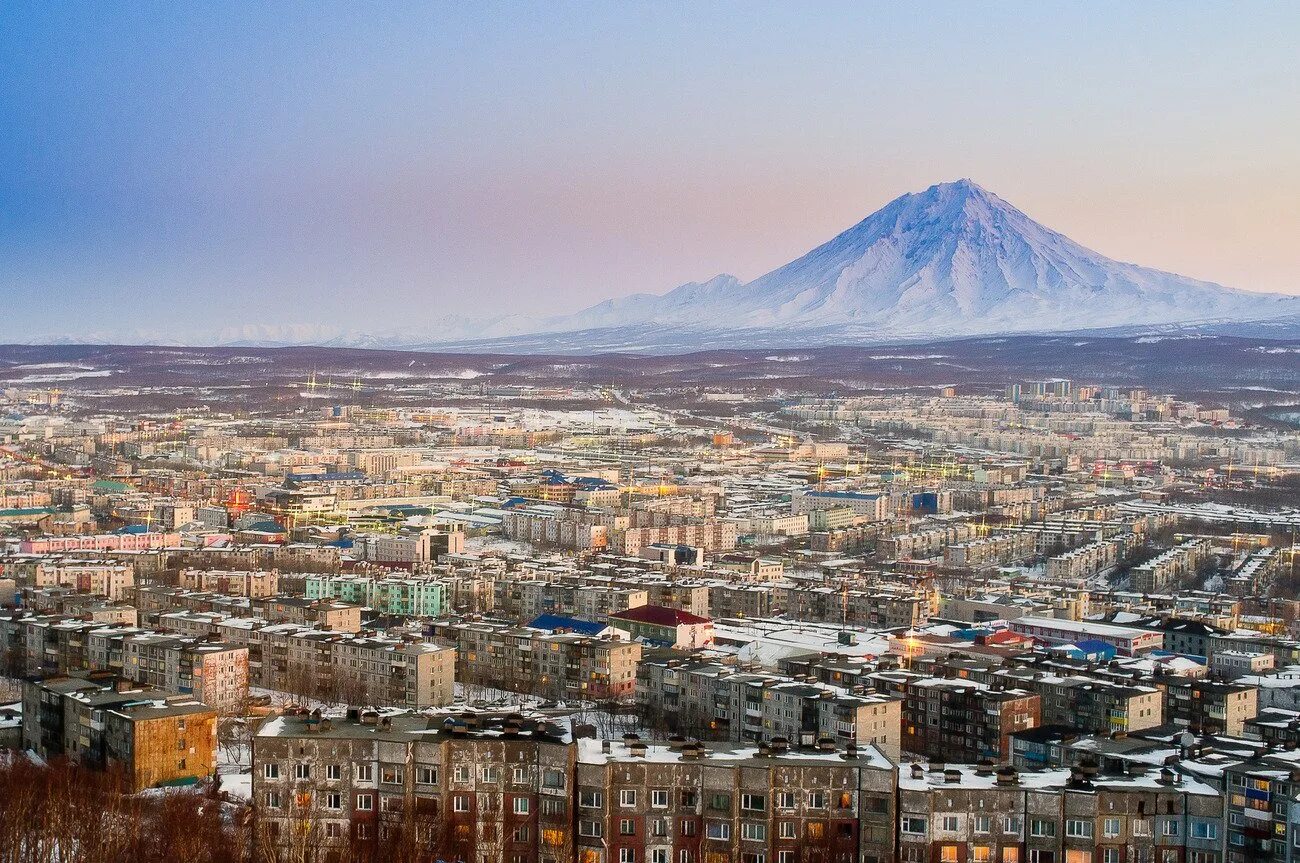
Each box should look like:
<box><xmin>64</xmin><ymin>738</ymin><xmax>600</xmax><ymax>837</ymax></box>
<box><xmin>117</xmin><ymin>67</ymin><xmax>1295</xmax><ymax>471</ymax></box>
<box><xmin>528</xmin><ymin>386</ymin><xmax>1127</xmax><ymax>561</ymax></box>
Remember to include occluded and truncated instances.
<box><xmin>611</xmin><ymin>604</ymin><xmax>711</xmax><ymax>627</ymax></box>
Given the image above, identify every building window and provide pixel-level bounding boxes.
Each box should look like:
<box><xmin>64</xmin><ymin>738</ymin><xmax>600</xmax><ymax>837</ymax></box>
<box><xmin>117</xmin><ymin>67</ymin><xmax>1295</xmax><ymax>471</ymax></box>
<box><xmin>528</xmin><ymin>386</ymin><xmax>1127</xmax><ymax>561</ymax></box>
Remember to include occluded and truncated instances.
<box><xmin>620</xmin><ymin>819</ymin><xmax>635</xmax><ymax>836</ymax></box>
<box><xmin>741</xmin><ymin>794</ymin><xmax>766</xmax><ymax>812</ymax></box>
<box><xmin>264</xmin><ymin>791</ymin><xmax>281</xmax><ymax>809</ymax></box>
<box><xmin>1103</xmin><ymin>818</ymin><xmax>1121</xmax><ymax>838</ymax></box>
<box><xmin>706</xmin><ymin>822</ymin><xmax>731</xmax><ymax>841</ymax></box>
<box><xmin>619</xmin><ymin>849</ymin><xmax>636</xmax><ymax>863</ymax></box>
<box><xmin>326</xmin><ymin>764</ymin><xmax>341</xmax><ymax>781</ymax></box>
<box><xmin>454</xmin><ymin>765</ymin><xmax>470</xmax><ymax>783</ymax></box>
<box><xmin>355</xmin><ymin>794</ymin><xmax>373</xmax><ymax>811</ymax></box>
<box><xmin>295</xmin><ymin>763</ymin><xmax>311</xmax><ymax>780</ymax></box>
<box><xmin>620</xmin><ymin>789</ymin><xmax>638</xmax><ymax>807</ymax></box>
<box><xmin>480</xmin><ymin>766</ymin><xmax>499</xmax><ymax>783</ymax></box>
<box><xmin>542</xmin><ymin>768</ymin><xmax>565</xmax><ymax>789</ymax></box>
<box><xmin>263</xmin><ymin>763</ymin><xmax>279</xmax><ymax>780</ymax></box>
<box><xmin>580</xmin><ymin>790</ymin><xmax>604</xmax><ymax>809</ymax></box>
<box><xmin>651</xmin><ymin>852</ymin><xmax>668</xmax><ymax>863</ymax></box>
<box><xmin>452</xmin><ymin>794</ymin><xmax>470</xmax><ymax>813</ymax></box>
<box><xmin>1030</xmin><ymin>819</ymin><xmax>1055</xmax><ymax>838</ymax></box>
<box><xmin>971</xmin><ymin>848</ymin><xmax>991</xmax><ymax>863</ymax></box>
<box><xmin>1066</xmin><ymin>820</ymin><xmax>1093</xmax><ymax>838</ymax></box>
<box><xmin>1162</xmin><ymin>820</ymin><xmax>1179</xmax><ymax>837</ymax></box>
<box><xmin>940</xmin><ymin>847</ymin><xmax>958</xmax><ymax>863</ymax></box>
<box><xmin>417</xmin><ymin>766</ymin><xmax>438</xmax><ymax>785</ymax></box>
<box><xmin>941</xmin><ymin>816</ymin><xmax>961</xmax><ymax>832</ymax></box>
<box><xmin>681</xmin><ymin>820</ymin><xmax>697</xmax><ymax>837</ymax></box>
<box><xmin>741</xmin><ymin>823</ymin><xmax>766</xmax><ymax>842</ymax></box>
<box><xmin>512</xmin><ymin>825</ymin><xmax>530</xmax><ymax>842</ymax></box>
<box><xmin>974</xmin><ymin>815</ymin><xmax>991</xmax><ymax>833</ymax></box>
<box><xmin>777</xmin><ymin>791</ymin><xmax>796</xmax><ymax>810</ymax></box>
<box><xmin>1102</xmin><ymin>851</ymin><xmax>1119</xmax><ymax>863</ymax></box>
<box><xmin>380</xmin><ymin>766</ymin><xmax>402</xmax><ymax>785</ymax></box>
<box><xmin>779</xmin><ymin>821</ymin><xmax>796</xmax><ymax>839</ymax></box>
<box><xmin>901</xmin><ymin>817</ymin><xmax>927</xmax><ymax>835</ymax></box>
<box><xmin>356</xmin><ymin>764</ymin><xmax>373</xmax><ymax>782</ymax></box>
<box><xmin>807</xmin><ymin>791</ymin><xmax>826</xmax><ymax>809</ymax></box>
<box><xmin>579</xmin><ymin>820</ymin><xmax>603</xmax><ymax>838</ymax></box>
<box><xmin>1191</xmin><ymin>821</ymin><xmax>1218</xmax><ymax>840</ymax></box>
<box><xmin>651</xmin><ymin>789</ymin><xmax>669</xmax><ymax>808</ymax></box>
<box><xmin>325</xmin><ymin>791</ymin><xmax>342</xmax><ymax>810</ymax></box>
<box><xmin>513</xmin><ymin>767</ymin><xmax>528</xmax><ymax>784</ymax></box>
<box><xmin>709</xmin><ymin>793</ymin><xmax>731</xmax><ymax>812</ymax></box>
<box><xmin>680</xmin><ymin>790</ymin><xmax>697</xmax><ymax>808</ymax></box>
<box><xmin>513</xmin><ymin>797</ymin><xmax>530</xmax><ymax>815</ymax></box>
<box><xmin>1004</xmin><ymin>816</ymin><xmax>1022</xmax><ymax>835</ymax></box>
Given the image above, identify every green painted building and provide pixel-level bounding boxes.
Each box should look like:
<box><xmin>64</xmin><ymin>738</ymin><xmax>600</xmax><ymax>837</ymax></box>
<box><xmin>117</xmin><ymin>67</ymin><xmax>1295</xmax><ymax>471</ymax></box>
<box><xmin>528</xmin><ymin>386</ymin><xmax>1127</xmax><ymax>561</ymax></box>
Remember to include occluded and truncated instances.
<box><xmin>304</xmin><ymin>574</ymin><xmax>444</xmax><ymax>617</ymax></box>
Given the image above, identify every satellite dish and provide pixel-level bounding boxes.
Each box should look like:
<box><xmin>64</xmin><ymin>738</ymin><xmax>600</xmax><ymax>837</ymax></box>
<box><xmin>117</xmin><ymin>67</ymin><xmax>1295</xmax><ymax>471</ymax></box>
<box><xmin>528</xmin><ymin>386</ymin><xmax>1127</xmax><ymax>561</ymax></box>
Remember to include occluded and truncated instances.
<box><xmin>1178</xmin><ymin>731</ymin><xmax>1196</xmax><ymax>749</ymax></box>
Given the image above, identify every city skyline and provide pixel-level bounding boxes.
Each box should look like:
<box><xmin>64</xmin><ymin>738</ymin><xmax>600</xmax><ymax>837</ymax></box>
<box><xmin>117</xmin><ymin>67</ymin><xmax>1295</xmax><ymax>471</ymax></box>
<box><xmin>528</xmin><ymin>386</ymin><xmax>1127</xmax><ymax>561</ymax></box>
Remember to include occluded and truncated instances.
<box><xmin>2</xmin><ymin>3</ymin><xmax>1299</xmax><ymax>344</ymax></box>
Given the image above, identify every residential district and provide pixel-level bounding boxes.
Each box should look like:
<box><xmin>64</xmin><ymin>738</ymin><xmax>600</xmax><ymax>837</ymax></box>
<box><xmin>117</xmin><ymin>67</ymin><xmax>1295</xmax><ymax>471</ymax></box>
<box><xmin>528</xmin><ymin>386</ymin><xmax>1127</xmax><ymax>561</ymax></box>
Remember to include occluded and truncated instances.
<box><xmin>2</xmin><ymin>374</ymin><xmax>1300</xmax><ymax>863</ymax></box>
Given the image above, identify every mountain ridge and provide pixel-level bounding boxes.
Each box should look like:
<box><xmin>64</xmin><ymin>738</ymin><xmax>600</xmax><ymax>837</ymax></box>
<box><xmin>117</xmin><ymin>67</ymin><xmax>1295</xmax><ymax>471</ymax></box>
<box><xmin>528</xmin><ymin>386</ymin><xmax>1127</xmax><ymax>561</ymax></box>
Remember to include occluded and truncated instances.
<box><xmin>527</xmin><ymin>179</ymin><xmax>1297</xmax><ymax>343</ymax></box>
<box><xmin>15</xmin><ymin>180</ymin><xmax>1300</xmax><ymax>352</ymax></box>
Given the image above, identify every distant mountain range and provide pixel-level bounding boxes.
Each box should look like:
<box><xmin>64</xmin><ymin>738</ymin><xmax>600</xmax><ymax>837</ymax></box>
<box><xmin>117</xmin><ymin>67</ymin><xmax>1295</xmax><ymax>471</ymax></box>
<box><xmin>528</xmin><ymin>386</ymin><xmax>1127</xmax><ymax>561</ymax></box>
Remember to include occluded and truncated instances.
<box><xmin>20</xmin><ymin>180</ymin><xmax>1300</xmax><ymax>352</ymax></box>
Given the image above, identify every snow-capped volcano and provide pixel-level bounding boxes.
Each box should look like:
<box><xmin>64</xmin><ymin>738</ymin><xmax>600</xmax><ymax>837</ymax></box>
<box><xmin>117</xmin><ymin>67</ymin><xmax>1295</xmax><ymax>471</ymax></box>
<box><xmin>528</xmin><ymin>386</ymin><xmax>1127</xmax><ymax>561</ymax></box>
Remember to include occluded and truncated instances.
<box><xmin>526</xmin><ymin>179</ymin><xmax>1297</xmax><ymax>344</ymax></box>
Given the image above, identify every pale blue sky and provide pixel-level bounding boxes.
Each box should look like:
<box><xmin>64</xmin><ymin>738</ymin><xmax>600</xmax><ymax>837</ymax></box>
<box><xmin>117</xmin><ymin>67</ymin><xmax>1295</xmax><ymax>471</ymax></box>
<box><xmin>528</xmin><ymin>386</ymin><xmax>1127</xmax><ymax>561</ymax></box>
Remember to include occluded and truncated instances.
<box><xmin>2</xmin><ymin>2</ymin><xmax>1297</xmax><ymax>341</ymax></box>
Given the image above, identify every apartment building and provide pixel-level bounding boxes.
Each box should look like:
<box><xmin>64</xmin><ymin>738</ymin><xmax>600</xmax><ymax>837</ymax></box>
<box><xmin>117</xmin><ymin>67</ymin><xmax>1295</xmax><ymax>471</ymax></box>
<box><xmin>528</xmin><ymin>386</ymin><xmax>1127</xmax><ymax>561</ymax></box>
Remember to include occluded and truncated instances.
<box><xmin>878</xmin><ymin>523</ymin><xmax>979</xmax><ymax>561</ymax></box>
<box><xmin>776</xmin><ymin>583</ymin><xmax>930</xmax><ymax>630</ymax></box>
<box><xmin>1221</xmin><ymin>750</ymin><xmax>1300</xmax><ymax>863</ymax></box>
<box><xmin>117</xmin><ymin>632</ymin><xmax>250</xmax><ymax>713</ymax></box>
<box><xmin>175</xmin><ymin>567</ymin><xmax>280</xmax><ymax>597</ymax></box>
<box><xmin>1046</xmin><ymin>539</ymin><xmax>1124</xmax><ymax>582</ymax></box>
<box><xmin>707</xmin><ymin>583</ymin><xmax>777</xmax><ymax>619</ymax></box>
<box><xmin>250</xmin><ymin>707</ymin><xmax>1237</xmax><ymax>863</ymax></box>
<box><xmin>426</xmin><ymin>618</ymin><xmax>642</xmax><ymax>704</ymax></box>
<box><xmin>617</xmin><ymin>523</ymin><xmax>738</xmax><ymax>556</ymax></box>
<box><xmin>1129</xmin><ymin>538</ymin><xmax>1213</xmax><ymax>594</ymax></box>
<box><xmin>910</xmin><ymin>656</ymin><xmax>1165</xmax><ymax>736</ymax></box>
<box><xmin>0</xmin><ymin>612</ymin><xmax>250</xmax><ymax>713</ymax></box>
<box><xmin>305</xmin><ymin>573</ymin><xmax>446</xmax><ymax>616</ymax></box>
<box><xmin>153</xmin><ymin>611</ymin><xmax>456</xmax><ymax>708</ymax></box>
<box><xmin>1158</xmin><ymin>677</ymin><xmax>1258</xmax><ymax>736</ymax></box>
<box><xmin>612</xmin><ymin>578</ymin><xmax>711</xmax><ymax>618</ymax></box>
<box><xmin>496</xmin><ymin>580</ymin><xmax>648</xmax><ymax>624</ymax></box>
<box><xmin>944</xmin><ymin>533</ymin><xmax>1038</xmax><ymax>568</ymax></box>
<box><xmin>503</xmin><ymin>508</ymin><xmax>617</xmax><ymax>551</ymax></box>
<box><xmin>3</xmin><ymin>557</ymin><xmax>135</xmax><ymax>600</ymax></box>
<box><xmin>23</xmin><ymin>675</ymin><xmax>218</xmax><ymax>792</ymax></box>
<box><xmin>252</xmin><ymin>708</ymin><xmax>576</xmax><ymax>863</ymax></box>
<box><xmin>790</xmin><ymin>490</ymin><xmax>888</xmax><ymax>520</ymax></box>
<box><xmin>360</xmin><ymin>526</ymin><xmax>465</xmax><ymax>563</ymax></box>
<box><xmin>252</xmin><ymin>596</ymin><xmax>364</xmax><ymax>632</ymax></box>
<box><xmin>898</xmin><ymin>761</ymin><xmax>1224</xmax><ymax>863</ymax></box>
<box><xmin>637</xmin><ymin>657</ymin><xmax>902</xmax><ymax>758</ymax></box>
<box><xmin>19</xmin><ymin>532</ymin><xmax>182</xmax><ymax>553</ymax></box>
<box><xmin>892</xmin><ymin>676</ymin><xmax>1040</xmax><ymax>762</ymax></box>
<box><xmin>575</xmin><ymin>735</ymin><xmax>898</xmax><ymax>863</ymax></box>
